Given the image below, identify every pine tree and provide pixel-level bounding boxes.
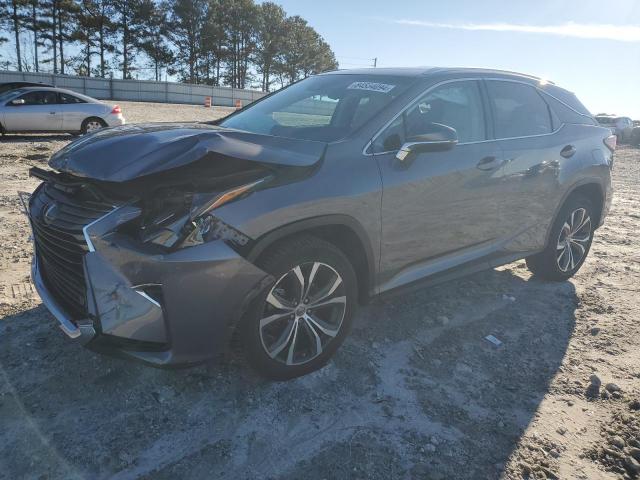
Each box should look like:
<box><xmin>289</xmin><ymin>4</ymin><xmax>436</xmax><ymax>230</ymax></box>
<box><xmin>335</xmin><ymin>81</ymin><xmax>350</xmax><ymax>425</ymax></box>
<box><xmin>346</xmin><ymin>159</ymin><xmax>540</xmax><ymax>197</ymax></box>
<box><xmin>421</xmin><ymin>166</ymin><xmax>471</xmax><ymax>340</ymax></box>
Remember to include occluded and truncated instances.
<box><xmin>23</xmin><ymin>0</ymin><xmax>43</xmax><ymax>72</ymax></box>
<box><xmin>73</xmin><ymin>0</ymin><xmax>100</xmax><ymax>76</ymax></box>
<box><xmin>2</xmin><ymin>0</ymin><xmax>28</xmax><ymax>71</ymax></box>
<box><xmin>111</xmin><ymin>0</ymin><xmax>144</xmax><ymax>79</ymax></box>
<box><xmin>254</xmin><ymin>1</ymin><xmax>286</xmax><ymax>92</ymax></box>
<box><xmin>201</xmin><ymin>0</ymin><xmax>227</xmax><ymax>86</ymax></box>
<box><xmin>167</xmin><ymin>0</ymin><xmax>207</xmax><ymax>83</ymax></box>
<box><xmin>221</xmin><ymin>0</ymin><xmax>257</xmax><ymax>89</ymax></box>
<box><xmin>138</xmin><ymin>0</ymin><xmax>173</xmax><ymax>81</ymax></box>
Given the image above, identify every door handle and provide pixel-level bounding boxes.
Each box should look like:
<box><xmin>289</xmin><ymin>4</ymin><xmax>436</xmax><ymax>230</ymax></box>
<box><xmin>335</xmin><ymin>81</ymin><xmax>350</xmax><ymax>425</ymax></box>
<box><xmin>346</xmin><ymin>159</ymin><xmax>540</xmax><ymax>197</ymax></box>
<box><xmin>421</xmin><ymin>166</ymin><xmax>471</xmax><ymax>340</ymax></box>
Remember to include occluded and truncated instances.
<box><xmin>560</xmin><ymin>145</ymin><xmax>576</xmax><ymax>158</ymax></box>
<box><xmin>476</xmin><ymin>156</ymin><xmax>500</xmax><ymax>171</ymax></box>
<box><xmin>49</xmin><ymin>111</ymin><xmax>56</xmax><ymax>115</ymax></box>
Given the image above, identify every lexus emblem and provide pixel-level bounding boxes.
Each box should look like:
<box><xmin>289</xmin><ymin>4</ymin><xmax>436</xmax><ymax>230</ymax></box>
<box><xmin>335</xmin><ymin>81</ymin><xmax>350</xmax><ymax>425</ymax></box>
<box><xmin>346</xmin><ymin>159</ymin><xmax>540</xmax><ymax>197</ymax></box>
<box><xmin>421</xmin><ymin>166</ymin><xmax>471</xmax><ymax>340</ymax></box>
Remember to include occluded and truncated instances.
<box><xmin>43</xmin><ymin>203</ymin><xmax>59</xmax><ymax>225</ymax></box>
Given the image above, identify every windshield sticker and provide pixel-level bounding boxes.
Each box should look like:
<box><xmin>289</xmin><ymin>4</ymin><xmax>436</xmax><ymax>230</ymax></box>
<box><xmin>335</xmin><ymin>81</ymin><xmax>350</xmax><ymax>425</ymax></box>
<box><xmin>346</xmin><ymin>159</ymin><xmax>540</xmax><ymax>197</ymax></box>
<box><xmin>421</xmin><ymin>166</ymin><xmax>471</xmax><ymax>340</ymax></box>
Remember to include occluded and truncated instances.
<box><xmin>347</xmin><ymin>82</ymin><xmax>396</xmax><ymax>93</ymax></box>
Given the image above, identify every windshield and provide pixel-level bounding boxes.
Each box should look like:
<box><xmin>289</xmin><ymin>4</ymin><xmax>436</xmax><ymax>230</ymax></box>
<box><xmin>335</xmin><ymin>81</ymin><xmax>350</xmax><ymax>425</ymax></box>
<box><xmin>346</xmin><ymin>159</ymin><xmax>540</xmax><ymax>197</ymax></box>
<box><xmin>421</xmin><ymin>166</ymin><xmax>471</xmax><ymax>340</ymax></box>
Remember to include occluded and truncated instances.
<box><xmin>0</xmin><ymin>88</ymin><xmax>25</xmax><ymax>103</ymax></box>
<box><xmin>220</xmin><ymin>74</ymin><xmax>416</xmax><ymax>142</ymax></box>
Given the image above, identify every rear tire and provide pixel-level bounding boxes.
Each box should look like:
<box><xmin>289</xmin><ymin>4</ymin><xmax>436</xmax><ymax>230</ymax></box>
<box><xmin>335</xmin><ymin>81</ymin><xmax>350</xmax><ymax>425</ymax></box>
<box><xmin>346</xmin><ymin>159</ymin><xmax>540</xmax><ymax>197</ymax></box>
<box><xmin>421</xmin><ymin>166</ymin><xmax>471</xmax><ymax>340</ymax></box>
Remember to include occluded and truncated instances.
<box><xmin>81</xmin><ymin>117</ymin><xmax>107</xmax><ymax>134</ymax></box>
<box><xmin>241</xmin><ymin>235</ymin><xmax>357</xmax><ymax>380</ymax></box>
<box><xmin>526</xmin><ymin>194</ymin><xmax>595</xmax><ymax>281</ymax></box>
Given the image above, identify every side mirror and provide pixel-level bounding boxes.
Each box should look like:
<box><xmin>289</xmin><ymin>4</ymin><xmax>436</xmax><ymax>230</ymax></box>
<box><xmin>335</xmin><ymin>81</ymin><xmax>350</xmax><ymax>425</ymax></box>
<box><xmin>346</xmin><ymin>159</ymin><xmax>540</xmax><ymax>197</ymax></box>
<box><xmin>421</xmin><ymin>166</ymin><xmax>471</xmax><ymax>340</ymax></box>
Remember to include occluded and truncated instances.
<box><xmin>396</xmin><ymin>123</ymin><xmax>458</xmax><ymax>161</ymax></box>
<box><xmin>10</xmin><ymin>98</ymin><xmax>25</xmax><ymax>106</ymax></box>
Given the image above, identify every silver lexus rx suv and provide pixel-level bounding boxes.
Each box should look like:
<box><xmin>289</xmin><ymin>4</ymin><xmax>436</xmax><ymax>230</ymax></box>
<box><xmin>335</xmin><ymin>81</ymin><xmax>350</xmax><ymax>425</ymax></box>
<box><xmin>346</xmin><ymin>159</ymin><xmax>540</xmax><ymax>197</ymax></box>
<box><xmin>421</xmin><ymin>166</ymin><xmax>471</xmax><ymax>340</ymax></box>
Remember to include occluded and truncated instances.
<box><xmin>25</xmin><ymin>68</ymin><xmax>614</xmax><ymax>379</ymax></box>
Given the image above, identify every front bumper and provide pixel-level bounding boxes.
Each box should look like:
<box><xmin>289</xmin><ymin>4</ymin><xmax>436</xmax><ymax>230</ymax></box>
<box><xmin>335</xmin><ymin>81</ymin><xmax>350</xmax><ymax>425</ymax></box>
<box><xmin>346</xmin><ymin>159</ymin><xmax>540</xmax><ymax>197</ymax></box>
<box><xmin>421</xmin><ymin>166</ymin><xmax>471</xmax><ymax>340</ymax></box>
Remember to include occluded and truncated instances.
<box><xmin>32</xmin><ymin>256</ymin><xmax>96</xmax><ymax>344</ymax></box>
<box><xmin>30</xmin><ymin>205</ymin><xmax>271</xmax><ymax>367</ymax></box>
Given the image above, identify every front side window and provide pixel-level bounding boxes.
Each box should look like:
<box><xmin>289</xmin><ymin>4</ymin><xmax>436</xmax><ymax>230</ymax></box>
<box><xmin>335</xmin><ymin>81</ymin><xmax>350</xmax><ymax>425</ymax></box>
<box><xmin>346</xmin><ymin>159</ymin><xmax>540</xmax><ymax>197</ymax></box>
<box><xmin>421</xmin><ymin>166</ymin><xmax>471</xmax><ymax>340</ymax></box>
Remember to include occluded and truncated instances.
<box><xmin>16</xmin><ymin>91</ymin><xmax>58</xmax><ymax>106</ymax></box>
<box><xmin>220</xmin><ymin>74</ymin><xmax>416</xmax><ymax>142</ymax></box>
<box><xmin>373</xmin><ymin>80</ymin><xmax>486</xmax><ymax>151</ymax></box>
<box><xmin>486</xmin><ymin>81</ymin><xmax>552</xmax><ymax>138</ymax></box>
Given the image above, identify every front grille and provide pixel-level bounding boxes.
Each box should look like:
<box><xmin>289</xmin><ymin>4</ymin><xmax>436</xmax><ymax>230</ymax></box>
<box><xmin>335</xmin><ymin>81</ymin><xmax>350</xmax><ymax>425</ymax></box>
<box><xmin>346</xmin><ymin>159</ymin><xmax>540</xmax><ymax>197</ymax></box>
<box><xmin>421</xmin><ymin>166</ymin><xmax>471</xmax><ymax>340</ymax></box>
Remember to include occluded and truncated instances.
<box><xmin>30</xmin><ymin>182</ymin><xmax>114</xmax><ymax>320</ymax></box>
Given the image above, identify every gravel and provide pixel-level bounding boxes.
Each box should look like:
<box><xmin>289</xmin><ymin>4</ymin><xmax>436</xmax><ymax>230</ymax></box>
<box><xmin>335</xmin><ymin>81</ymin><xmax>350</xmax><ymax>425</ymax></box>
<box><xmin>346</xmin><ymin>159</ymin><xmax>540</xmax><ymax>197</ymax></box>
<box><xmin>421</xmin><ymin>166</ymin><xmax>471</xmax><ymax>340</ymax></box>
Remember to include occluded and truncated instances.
<box><xmin>1</xmin><ymin>101</ymin><xmax>639</xmax><ymax>479</ymax></box>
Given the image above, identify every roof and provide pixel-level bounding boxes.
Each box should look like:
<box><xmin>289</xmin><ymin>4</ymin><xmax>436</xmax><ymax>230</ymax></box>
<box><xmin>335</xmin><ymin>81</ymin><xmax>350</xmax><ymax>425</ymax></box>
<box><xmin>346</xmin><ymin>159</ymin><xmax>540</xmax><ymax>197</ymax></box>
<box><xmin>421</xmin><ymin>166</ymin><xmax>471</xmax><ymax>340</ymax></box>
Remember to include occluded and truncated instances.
<box><xmin>14</xmin><ymin>86</ymin><xmax>75</xmax><ymax>93</ymax></box>
<box><xmin>323</xmin><ymin>66</ymin><xmax>551</xmax><ymax>84</ymax></box>
<box><xmin>6</xmin><ymin>86</ymin><xmax>102</xmax><ymax>103</ymax></box>
<box><xmin>322</xmin><ymin>67</ymin><xmax>438</xmax><ymax>77</ymax></box>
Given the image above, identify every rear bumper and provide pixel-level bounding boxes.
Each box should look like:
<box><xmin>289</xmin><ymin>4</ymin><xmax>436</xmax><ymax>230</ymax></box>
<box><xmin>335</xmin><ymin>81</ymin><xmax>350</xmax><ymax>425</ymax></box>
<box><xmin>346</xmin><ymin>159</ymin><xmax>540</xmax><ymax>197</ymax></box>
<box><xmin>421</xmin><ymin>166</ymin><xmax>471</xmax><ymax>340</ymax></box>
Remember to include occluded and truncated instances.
<box><xmin>103</xmin><ymin>113</ymin><xmax>125</xmax><ymax>127</ymax></box>
<box><xmin>599</xmin><ymin>167</ymin><xmax>614</xmax><ymax>228</ymax></box>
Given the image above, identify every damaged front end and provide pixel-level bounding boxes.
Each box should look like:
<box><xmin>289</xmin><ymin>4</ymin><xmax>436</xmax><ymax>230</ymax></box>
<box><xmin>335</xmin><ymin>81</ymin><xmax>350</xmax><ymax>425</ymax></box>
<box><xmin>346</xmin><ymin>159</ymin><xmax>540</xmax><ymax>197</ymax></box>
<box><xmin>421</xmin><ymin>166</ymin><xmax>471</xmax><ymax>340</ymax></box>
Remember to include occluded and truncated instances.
<box><xmin>26</xmin><ymin>124</ymin><xmax>324</xmax><ymax>366</ymax></box>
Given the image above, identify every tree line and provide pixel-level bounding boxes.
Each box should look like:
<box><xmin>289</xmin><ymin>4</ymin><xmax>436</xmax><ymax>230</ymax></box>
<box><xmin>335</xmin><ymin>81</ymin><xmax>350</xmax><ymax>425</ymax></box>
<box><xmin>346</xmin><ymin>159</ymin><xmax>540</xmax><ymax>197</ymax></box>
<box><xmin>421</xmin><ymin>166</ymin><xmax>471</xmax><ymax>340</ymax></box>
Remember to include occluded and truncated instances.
<box><xmin>0</xmin><ymin>0</ymin><xmax>338</xmax><ymax>91</ymax></box>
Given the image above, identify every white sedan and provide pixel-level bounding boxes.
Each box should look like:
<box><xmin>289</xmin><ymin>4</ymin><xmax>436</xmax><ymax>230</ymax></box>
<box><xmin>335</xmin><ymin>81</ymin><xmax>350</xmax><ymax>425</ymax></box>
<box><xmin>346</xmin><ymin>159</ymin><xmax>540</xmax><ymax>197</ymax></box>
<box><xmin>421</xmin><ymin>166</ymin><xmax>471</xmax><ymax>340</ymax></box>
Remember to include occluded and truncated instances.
<box><xmin>0</xmin><ymin>87</ymin><xmax>125</xmax><ymax>135</ymax></box>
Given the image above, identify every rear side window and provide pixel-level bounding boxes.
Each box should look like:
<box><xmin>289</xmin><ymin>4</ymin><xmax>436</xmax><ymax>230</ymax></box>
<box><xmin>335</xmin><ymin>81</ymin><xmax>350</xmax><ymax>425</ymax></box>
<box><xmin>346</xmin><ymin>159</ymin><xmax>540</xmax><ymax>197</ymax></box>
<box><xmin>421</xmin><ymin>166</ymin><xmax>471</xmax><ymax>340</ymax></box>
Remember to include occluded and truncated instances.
<box><xmin>60</xmin><ymin>92</ymin><xmax>87</xmax><ymax>104</ymax></box>
<box><xmin>544</xmin><ymin>93</ymin><xmax>596</xmax><ymax>127</ymax></box>
<box><xmin>486</xmin><ymin>81</ymin><xmax>552</xmax><ymax>138</ymax></box>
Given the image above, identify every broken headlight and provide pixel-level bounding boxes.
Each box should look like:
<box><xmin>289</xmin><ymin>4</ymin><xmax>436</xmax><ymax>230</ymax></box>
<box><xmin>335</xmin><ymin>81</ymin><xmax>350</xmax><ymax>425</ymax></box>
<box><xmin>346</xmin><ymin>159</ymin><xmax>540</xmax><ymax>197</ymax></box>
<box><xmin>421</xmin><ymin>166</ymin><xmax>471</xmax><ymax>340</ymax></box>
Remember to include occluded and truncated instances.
<box><xmin>138</xmin><ymin>179</ymin><xmax>264</xmax><ymax>250</ymax></box>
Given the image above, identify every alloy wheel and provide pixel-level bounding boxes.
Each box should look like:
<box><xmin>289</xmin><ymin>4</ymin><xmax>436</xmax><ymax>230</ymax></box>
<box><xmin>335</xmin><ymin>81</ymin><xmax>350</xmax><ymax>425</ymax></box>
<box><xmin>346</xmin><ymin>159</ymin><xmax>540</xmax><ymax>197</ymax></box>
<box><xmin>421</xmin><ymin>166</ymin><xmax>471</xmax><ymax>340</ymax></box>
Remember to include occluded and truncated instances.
<box><xmin>556</xmin><ymin>207</ymin><xmax>591</xmax><ymax>272</ymax></box>
<box><xmin>85</xmin><ymin>120</ymin><xmax>103</xmax><ymax>132</ymax></box>
<box><xmin>259</xmin><ymin>262</ymin><xmax>347</xmax><ymax>366</ymax></box>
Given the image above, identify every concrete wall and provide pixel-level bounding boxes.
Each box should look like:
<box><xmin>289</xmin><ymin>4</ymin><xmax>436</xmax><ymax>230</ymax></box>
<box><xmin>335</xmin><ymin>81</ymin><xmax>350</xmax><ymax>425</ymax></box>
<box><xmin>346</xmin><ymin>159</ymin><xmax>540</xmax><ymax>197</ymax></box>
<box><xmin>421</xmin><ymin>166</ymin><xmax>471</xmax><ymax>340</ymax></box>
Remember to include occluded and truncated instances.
<box><xmin>0</xmin><ymin>71</ymin><xmax>267</xmax><ymax>107</ymax></box>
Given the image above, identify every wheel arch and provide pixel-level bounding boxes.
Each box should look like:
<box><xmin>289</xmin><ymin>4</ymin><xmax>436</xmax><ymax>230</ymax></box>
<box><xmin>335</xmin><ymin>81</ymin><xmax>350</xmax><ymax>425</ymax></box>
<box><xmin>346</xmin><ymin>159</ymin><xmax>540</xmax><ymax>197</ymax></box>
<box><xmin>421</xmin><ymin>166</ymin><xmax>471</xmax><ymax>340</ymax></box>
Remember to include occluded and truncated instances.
<box><xmin>246</xmin><ymin>215</ymin><xmax>376</xmax><ymax>304</ymax></box>
<box><xmin>81</xmin><ymin>116</ymin><xmax>107</xmax><ymax>131</ymax></box>
<box><xmin>545</xmin><ymin>179</ymin><xmax>605</xmax><ymax>246</ymax></box>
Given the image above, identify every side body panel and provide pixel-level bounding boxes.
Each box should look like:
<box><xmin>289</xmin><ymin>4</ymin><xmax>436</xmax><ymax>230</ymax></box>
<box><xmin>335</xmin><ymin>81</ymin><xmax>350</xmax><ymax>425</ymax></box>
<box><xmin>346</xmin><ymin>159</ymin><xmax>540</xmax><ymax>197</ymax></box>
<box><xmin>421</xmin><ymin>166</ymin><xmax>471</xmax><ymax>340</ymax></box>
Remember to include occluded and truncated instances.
<box><xmin>214</xmin><ymin>140</ymin><xmax>384</xmax><ymax>295</ymax></box>
<box><xmin>373</xmin><ymin>141</ymin><xmax>504</xmax><ymax>291</ymax></box>
<box><xmin>493</xmin><ymin>126</ymin><xmax>613</xmax><ymax>259</ymax></box>
<box><xmin>60</xmin><ymin>102</ymin><xmax>108</xmax><ymax>131</ymax></box>
<box><xmin>3</xmin><ymin>101</ymin><xmax>62</xmax><ymax>131</ymax></box>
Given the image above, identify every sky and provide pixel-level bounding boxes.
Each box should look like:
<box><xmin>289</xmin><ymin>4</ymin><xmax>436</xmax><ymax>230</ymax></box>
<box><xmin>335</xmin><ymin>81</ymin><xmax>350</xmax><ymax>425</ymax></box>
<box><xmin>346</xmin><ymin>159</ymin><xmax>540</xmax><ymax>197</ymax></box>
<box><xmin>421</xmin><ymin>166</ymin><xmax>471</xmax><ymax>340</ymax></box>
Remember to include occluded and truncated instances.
<box><xmin>268</xmin><ymin>0</ymin><xmax>640</xmax><ymax>118</ymax></box>
<box><xmin>1</xmin><ymin>0</ymin><xmax>638</xmax><ymax>118</ymax></box>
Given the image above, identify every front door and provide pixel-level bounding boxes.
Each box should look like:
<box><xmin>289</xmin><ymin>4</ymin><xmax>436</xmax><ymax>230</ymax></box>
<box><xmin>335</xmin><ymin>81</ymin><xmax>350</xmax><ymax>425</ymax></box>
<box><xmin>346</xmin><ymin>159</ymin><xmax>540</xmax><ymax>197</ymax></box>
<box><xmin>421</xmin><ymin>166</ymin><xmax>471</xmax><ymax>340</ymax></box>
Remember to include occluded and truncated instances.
<box><xmin>3</xmin><ymin>90</ymin><xmax>62</xmax><ymax>131</ymax></box>
<box><xmin>373</xmin><ymin>80</ymin><xmax>504</xmax><ymax>290</ymax></box>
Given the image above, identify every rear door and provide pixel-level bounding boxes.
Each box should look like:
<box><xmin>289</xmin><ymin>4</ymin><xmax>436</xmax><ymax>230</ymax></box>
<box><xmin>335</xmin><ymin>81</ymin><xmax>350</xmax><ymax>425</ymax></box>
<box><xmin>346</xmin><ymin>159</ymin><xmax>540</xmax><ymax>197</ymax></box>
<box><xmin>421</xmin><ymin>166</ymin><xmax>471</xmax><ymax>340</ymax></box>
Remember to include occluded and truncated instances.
<box><xmin>373</xmin><ymin>79</ymin><xmax>504</xmax><ymax>288</ymax></box>
<box><xmin>484</xmin><ymin>80</ymin><xmax>563</xmax><ymax>256</ymax></box>
<box><xmin>3</xmin><ymin>90</ymin><xmax>62</xmax><ymax>131</ymax></box>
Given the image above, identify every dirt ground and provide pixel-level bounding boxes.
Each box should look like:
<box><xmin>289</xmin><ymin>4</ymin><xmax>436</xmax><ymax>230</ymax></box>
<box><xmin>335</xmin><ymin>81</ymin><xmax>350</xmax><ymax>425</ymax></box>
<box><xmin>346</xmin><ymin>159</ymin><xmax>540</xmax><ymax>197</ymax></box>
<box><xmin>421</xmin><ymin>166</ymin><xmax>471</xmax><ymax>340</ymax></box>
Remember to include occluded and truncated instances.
<box><xmin>0</xmin><ymin>101</ymin><xmax>639</xmax><ymax>480</ymax></box>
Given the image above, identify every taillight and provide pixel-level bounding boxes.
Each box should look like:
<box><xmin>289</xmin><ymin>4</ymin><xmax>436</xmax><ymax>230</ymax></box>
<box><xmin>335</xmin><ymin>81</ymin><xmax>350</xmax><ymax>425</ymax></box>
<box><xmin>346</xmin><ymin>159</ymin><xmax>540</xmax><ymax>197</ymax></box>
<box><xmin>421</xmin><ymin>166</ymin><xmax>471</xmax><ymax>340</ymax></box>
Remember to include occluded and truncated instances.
<box><xmin>604</xmin><ymin>134</ymin><xmax>617</xmax><ymax>152</ymax></box>
<box><xmin>111</xmin><ymin>105</ymin><xmax>122</xmax><ymax>115</ymax></box>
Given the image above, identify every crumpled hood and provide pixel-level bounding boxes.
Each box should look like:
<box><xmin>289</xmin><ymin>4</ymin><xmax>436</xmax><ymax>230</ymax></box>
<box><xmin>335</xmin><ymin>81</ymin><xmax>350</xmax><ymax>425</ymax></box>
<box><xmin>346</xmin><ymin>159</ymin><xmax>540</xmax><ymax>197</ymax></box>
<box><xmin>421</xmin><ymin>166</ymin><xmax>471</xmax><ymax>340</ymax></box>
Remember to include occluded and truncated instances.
<box><xmin>49</xmin><ymin>123</ymin><xmax>327</xmax><ymax>182</ymax></box>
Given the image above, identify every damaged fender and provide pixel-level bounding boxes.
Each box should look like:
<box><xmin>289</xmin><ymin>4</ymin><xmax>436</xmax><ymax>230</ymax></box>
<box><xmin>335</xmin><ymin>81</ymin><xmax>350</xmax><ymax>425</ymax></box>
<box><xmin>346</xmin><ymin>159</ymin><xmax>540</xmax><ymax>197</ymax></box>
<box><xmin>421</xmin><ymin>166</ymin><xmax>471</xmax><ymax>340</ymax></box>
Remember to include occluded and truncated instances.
<box><xmin>83</xmin><ymin>208</ymin><xmax>273</xmax><ymax>366</ymax></box>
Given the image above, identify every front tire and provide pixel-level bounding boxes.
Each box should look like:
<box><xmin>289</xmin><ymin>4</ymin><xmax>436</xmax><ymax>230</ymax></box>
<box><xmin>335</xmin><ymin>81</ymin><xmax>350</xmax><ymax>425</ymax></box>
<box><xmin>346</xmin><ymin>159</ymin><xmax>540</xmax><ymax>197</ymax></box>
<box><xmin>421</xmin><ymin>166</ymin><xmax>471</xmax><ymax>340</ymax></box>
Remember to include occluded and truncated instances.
<box><xmin>526</xmin><ymin>194</ymin><xmax>595</xmax><ymax>281</ymax></box>
<box><xmin>241</xmin><ymin>235</ymin><xmax>357</xmax><ymax>380</ymax></box>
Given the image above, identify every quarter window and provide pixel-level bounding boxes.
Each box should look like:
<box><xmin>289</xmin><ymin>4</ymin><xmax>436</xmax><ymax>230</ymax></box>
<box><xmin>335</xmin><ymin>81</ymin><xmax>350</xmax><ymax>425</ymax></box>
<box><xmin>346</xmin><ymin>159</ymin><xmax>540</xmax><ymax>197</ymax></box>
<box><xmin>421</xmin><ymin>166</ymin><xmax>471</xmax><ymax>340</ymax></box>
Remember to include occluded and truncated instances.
<box><xmin>486</xmin><ymin>81</ymin><xmax>552</xmax><ymax>138</ymax></box>
<box><xmin>60</xmin><ymin>92</ymin><xmax>86</xmax><ymax>104</ymax></box>
<box><xmin>543</xmin><ymin>93</ymin><xmax>595</xmax><ymax>127</ymax></box>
